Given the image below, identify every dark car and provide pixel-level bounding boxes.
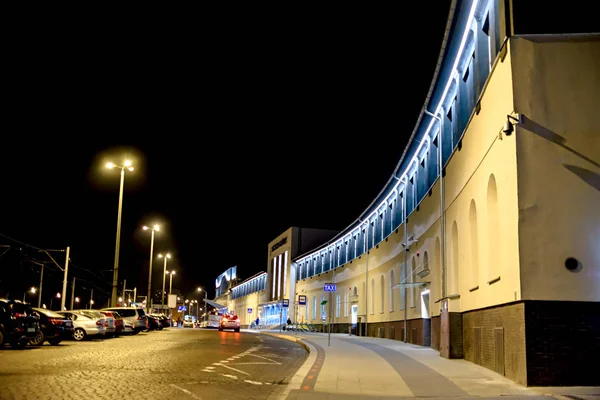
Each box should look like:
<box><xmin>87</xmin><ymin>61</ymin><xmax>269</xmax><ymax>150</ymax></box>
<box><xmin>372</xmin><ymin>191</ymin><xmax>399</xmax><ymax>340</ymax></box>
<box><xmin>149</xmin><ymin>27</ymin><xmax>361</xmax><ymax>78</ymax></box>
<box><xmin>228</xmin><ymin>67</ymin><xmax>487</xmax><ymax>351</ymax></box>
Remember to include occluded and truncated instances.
<box><xmin>0</xmin><ymin>299</ymin><xmax>39</xmax><ymax>349</ymax></box>
<box><xmin>30</xmin><ymin>308</ymin><xmax>73</xmax><ymax>346</ymax></box>
<box><xmin>146</xmin><ymin>314</ymin><xmax>162</xmax><ymax>331</ymax></box>
<box><xmin>149</xmin><ymin>314</ymin><xmax>169</xmax><ymax>329</ymax></box>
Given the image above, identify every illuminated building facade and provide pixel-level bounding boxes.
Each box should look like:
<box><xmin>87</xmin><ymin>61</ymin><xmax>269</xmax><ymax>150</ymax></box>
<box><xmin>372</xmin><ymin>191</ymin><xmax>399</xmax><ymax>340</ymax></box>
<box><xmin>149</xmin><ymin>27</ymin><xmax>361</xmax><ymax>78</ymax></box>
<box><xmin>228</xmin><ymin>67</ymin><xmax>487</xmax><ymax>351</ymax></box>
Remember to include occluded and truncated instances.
<box><xmin>289</xmin><ymin>0</ymin><xmax>599</xmax><ymax>387</ymax></box>
<box><xmin>213</xmin><ymin>0</ymin><xmax>598</xmax><ymax>387</ymax></box>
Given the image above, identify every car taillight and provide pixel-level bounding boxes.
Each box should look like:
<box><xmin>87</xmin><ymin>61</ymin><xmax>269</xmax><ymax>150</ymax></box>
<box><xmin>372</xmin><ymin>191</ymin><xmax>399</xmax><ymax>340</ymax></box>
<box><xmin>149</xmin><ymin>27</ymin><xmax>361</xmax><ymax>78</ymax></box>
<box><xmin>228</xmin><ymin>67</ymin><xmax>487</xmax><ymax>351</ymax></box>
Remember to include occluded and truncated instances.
<box><xmin>96</xmin><ymin>320</ymin><xmax>103</xmax><ymax>326</ymax></box>
<box><xmin>48</xmin><ymin>318</ymin><xmax>63</xmax><ymax>325</ymax></box>
<box><xmin>137</xmin><ymin>316</ymin><xmax>144</xmax><ymax>320</ymax></box>
<box><xmin>104</xmin><ymin>321</ymin><xmax>109</xmax><ymax>327</ymax></box>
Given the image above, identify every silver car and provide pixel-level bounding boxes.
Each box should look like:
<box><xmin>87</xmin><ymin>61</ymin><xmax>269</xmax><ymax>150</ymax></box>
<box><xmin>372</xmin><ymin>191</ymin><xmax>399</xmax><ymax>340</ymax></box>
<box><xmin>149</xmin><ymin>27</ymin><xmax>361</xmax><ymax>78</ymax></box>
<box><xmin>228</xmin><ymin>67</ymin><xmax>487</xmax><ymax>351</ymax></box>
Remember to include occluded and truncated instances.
<box><xmin>101</xmin><ymin>307</ymin><xmax>147</xmax><ymax>333</ymax></box>
<box><xmin>58</xmin><ymin>310</ymin><xmax>106</xmax><ymax>341</ymax></box>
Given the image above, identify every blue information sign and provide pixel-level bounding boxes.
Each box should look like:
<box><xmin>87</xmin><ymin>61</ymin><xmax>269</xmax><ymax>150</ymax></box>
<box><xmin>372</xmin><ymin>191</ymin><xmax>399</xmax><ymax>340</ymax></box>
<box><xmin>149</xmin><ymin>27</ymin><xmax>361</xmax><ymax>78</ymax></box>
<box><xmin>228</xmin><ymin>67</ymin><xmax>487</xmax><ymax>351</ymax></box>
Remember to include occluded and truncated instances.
<box><xmin>247</xmin><ymin>308</ymin><xmax>253</xmax><ymax>314</ymax></box>
<box><xmin>298</xmin><ymin>295</ymin><xmax>307</xmax><ymax>305</ymax></box>
<box><xmin>324</xmin><ymin>283</ymin><xmax>337</xmax><ymax>292</ymax></box>
<box><xmin>282</xmin><ymin>299</ymin><xmax>289</xmax><ymax>307</ymax></box>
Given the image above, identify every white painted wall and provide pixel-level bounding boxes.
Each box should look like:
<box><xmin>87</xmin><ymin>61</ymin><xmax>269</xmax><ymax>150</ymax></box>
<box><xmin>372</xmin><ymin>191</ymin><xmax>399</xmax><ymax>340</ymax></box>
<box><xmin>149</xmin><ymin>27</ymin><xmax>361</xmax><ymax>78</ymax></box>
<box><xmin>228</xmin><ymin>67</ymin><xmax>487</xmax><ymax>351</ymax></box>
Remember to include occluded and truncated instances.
<box><xmin>512</xmin><ymin>35</ymin><xmax>600</xmax><ymax>301</ymax></box>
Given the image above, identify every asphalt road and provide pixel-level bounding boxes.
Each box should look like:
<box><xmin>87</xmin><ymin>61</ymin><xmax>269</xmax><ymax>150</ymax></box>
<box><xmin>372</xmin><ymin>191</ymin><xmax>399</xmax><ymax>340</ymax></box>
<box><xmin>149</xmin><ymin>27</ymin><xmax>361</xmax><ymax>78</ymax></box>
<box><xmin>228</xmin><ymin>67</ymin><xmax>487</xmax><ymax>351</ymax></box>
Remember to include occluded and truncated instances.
<box><xmin>0</xmin><ymin>327</ymin><xmax>307</xmax><ymax>400</ymax></box>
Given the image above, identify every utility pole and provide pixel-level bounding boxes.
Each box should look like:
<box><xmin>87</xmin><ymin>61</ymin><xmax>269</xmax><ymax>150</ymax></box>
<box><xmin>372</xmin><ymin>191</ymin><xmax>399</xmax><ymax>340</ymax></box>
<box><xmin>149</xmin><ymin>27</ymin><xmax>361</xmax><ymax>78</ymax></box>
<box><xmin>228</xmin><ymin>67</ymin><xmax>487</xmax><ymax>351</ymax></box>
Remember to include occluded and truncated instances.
<box><xmin>90</xmin><ymin>288</ymin><xmax>94</xmax><ymax>309</ymax></box>
<box><xmin>38</xmin><ymin>263</ymin><xmax>44</xmax><ymax>308</ymax></box>
<box><xmin>61</xmin><ymin>246</ymin><xmax>70</xmax><ymax>311</ymax></box>
<box><xmin>122</xmin><ymin>279</ymin><xmax>126</xmax><ymax>305</ymax></box>
<box><xmin>133</xmin><ymin>287</ymin><xmax>137</xmax><ymax>303</ymax></box>
<box><xmin>70</xmin><ymin>277</ymin><xmax>76</xmax><ymax>310</ymax></box>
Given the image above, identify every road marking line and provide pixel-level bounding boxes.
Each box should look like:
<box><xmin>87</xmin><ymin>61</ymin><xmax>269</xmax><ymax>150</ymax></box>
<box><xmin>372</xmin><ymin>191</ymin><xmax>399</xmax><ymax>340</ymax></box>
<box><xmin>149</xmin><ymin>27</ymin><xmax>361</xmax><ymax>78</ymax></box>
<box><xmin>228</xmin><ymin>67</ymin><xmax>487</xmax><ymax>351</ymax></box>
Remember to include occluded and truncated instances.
<box><xmin>248</xmin><ymin>354</ymin><xmax>281</xmax><ymax>364</ymax></box>
<box><xmin>221</xmin><ymin>373</ymin><xmax>238</xmax><ymax>380</ymax></box>
<box><xmin>232</xmin><ymin>362</ymin><xmax>281</xmax><ymax>365</ymax></box>
<box><xmin>244</xmin><ymin>380</ymin><xmax>263</xmax><ymax>385</ymax></box>
<box><xmin>214</xmin><ymin>363</ymin><xmax>251</xmax><ymax>376</ymax></box>
<box><xmin>169</xmin><ymin>384</ymin><xmax>203</xmax><ymax>399</ymax></box>
<box><xmin>201</xmin><ymin>369</ymin><xmax>214</xmax><ymax>373</ymax></box>
<box><xmin>205</xmin><ymin>366</ymin><xmax>215</xmax><ymax>369</ymax></box>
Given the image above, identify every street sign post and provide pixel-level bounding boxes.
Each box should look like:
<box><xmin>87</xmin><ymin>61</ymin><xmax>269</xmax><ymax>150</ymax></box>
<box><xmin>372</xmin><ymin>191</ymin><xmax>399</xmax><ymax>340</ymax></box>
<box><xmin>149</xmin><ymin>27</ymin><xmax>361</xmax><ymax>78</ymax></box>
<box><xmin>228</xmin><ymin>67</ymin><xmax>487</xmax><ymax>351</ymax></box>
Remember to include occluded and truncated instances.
<box><xmin>323</xmin><ymin>283</ymin><xmax>336</xmax><ymax>346</ymax></box>
<box><xmin>298</xmin><ymin>295</ymin><xmax>307</xmax><ymax>305</ymax></box>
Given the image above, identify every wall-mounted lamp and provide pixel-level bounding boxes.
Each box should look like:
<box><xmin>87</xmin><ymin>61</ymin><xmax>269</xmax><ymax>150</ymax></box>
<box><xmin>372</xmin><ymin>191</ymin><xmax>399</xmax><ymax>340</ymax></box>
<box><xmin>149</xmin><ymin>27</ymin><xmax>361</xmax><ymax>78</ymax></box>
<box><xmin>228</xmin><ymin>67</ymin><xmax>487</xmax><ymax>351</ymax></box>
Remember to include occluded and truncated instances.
<box><xmin>502</xmin><ymin>113</ymin><xmax>522</xmax><ymax>136</ymax></box>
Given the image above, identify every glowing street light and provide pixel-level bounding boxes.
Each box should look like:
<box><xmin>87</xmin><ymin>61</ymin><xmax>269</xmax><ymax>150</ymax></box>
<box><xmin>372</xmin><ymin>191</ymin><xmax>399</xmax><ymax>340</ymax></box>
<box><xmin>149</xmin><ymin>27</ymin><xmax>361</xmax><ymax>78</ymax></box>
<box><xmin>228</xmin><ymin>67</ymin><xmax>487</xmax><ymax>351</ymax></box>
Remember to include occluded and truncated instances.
<box><xmin>106</xmin><ymin>159</ymin><xmax>135</xmax><ymax>306</ymax></box>
<box><xmin>30</xmin><ymin>287</ymin><xmax>36</xmax><ymax>294</ymax></box>
<box><xmin>158</xmin><ymin>253</ymin><xmax>171</xmax><ymax>312</ymax></box>
<box><xmin>166</xmin><ymin>270</ymin><xmax>176</xmax><ymax>294</ymax></box>
<box><xmin>143</xmin><ymin>224</ymin><xmax>160</xmax><ymax>313</ymax></box>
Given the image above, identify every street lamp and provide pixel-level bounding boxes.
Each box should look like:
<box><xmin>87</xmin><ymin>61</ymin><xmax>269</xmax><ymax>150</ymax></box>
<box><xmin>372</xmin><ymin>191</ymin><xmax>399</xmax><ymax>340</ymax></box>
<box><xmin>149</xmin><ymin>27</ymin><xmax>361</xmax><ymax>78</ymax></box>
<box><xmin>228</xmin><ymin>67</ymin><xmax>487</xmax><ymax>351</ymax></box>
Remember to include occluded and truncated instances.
<box><xmin>167</xmin><ymin>270</ymin><xmax>176</xmax><ymax>294</ymax></box>
<box><xmin>158</xmin><ymin>253</ymin><xmax>171</xmax><ymax>313</ymax></box>
<box><xmin>143</xmin><ymin>224</ymin><xmax>160</xmax><ymax>313</ymax></box>
<box><xmin>197</xmin><ymin>287</ymin><xmax>208</xmax><ymax>323</ymax></box>
<box><xmin>50</xmin><ymin>292</ymin><xmax>61</xmax><ymax>310</ymax></box>
<box><xmin>75</xmin><ymin>297</ymin><xmax>80</xmax><ymax>304</ymax></box>
<box><xmin>106</xmin><ymin>159</ymin><xmax>135</xmax><ymax>306</ymax></box>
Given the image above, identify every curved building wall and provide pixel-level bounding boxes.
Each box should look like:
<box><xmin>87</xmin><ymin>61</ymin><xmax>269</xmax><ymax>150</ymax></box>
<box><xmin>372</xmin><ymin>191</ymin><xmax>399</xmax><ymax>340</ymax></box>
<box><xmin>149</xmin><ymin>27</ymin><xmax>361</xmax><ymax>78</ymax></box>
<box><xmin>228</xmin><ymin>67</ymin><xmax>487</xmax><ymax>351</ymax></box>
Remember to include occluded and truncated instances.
<box><xmin>289</xmin><ymin>0</ymin><xmax>600</xmax><ymax>387</ymax></box>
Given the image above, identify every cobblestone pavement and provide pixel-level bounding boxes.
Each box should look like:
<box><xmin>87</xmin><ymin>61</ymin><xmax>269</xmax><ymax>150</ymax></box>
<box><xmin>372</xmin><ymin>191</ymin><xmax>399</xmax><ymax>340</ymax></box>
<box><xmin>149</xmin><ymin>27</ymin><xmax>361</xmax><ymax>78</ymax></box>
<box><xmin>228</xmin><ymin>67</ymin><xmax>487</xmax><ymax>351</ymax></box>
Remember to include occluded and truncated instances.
<box><xmin>0</xmin><ymin>328</ymin><xmax>307</xmax><ymax>400</ymax></box>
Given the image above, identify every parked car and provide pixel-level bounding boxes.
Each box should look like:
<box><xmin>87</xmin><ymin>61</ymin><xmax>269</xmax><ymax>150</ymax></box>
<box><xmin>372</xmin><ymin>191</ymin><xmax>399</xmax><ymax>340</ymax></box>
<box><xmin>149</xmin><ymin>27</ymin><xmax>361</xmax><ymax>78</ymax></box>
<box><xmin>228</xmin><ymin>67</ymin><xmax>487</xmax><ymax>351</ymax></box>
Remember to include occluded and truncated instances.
<box><xmin>31</xmin><ymin>307</ymin><xmax>73</xmax><ymax>345</ymax></box>
<box><xmin>0</xmin><ymin>299</ymin><xmax>39</xmax><ymax>348</ymax></box>
<box><xmin>150</xmin><ymin>314</ymin><xmax>170</xmax><ymax>329</ymax></box>
<box><xmin>101</xmin><ymin>307</ymin><xmax>147</xmax><ymax>333</ymax></box>
<box><xmin>146</xmin><ymin>314</ymin><xmax>162</xmax><ymax>331</ymax></box>
<box><xmin>57</xmin><ymin>310</ymin><xmax>106</xmax><ymax>341</ymax></box>
<box><xmin>80</xmin><ymin>310</ymin><xmax>115</xmax><ymax>337</ymax></box>
<box><xmin>99</xmin><ymin>310</ymin><xmax>123</xmax><ymax>335</ymax></box>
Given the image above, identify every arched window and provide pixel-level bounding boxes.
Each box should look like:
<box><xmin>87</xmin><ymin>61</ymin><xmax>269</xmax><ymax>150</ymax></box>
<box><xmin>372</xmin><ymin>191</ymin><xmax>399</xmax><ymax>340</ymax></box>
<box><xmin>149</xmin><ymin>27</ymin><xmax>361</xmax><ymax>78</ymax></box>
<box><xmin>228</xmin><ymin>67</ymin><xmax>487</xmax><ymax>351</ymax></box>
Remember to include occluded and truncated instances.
<box><xmin>451</xmin><ymin>221</ymin><xmax>460</xmax><ymax>294</ymax></box>
<box><xmin>370</xmin><ymin>278</ymin><xmax>375</xmax><ymax>314</ymax></box>
<box><xmin>344</xmin><ymin>290</ymin><xmax>349</xmax><ymax>317</ymax></box>
<box><xmin>487</xmin><ymin>174</ymin><xmax>500</xmax><ymax>280</ymax></box>
<box><xmin>410</xmin><ymin>257</ymin><xmax>417</xmax><ymax>307</ymax></box>
<box><xmin>469</xmin><ymin>199</ymin><xmax>479</xmax><ymax>288</ymax></box>
<box><xmin>362</xmin><ymin>281</ymin><xmax>366</xmax><ymax>315</ymax></box>
<box><xmin>389</xmin><ymin>269</ymin><xmax>395</xmax><ymax>312</ymax></box>
<box><xmin>380</xmin><ymin>275</ymin><xmax>385</xmax><ymax>313</ymax></box>
<box><xmin>435</xmin><ymin>238</ymin><xmax>441</xmax><ymax>298</ymax></box>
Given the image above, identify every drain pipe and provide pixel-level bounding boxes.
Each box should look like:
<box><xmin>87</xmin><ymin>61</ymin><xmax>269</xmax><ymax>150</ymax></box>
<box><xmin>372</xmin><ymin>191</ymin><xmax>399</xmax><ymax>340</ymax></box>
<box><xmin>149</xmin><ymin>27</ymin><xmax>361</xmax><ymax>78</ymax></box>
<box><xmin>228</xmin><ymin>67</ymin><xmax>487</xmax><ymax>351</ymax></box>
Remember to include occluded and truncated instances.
<box><xmin>402</xmin><ymin>177</ymin><xmax>409</xmax><ymax>342</ymax></box>
<box><xmin>424</xmin><ymin>109</ymin><xmax>446</xmax><ymax>299</ymax></box>
<box><xmin>359</xmin><ymin>217</ymin><xmax>369</xmax><ymax>337</ymax></box>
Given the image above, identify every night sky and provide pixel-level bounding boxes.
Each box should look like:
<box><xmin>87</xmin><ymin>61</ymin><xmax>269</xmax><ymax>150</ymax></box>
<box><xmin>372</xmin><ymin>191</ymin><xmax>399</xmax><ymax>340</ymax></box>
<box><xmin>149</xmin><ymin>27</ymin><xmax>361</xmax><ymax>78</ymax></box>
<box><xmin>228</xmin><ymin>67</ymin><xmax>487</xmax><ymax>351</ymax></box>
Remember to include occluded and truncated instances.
<box><xmin>0</xmin><ymin>3</ymin><xmax>453</xmax><ymax>307</ymax></box>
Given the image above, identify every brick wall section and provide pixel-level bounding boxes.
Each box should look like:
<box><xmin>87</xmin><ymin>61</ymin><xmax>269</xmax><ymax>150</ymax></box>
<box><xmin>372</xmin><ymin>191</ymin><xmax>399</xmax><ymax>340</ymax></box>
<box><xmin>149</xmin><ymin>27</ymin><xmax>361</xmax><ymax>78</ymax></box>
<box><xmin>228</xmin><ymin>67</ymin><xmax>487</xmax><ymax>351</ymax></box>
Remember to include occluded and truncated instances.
<box><xmin>463</xmin><ymin>302</ymin><xmax>527</xmax><ymax>385</ymax></box>
<box><xmin>449</xmin><ymin>312</ymin><xmax>464</xmax><ymax>359</ymax></box>
<box><xmin>525</xmin><ymin>300</ymin><xmax>600</xmax><ymax>386</ymax></box>
<box><xmin>336</xmin><ymin>318</ymin><xmax>430</xmax><ymax>345</ymax></box>
<box><xmin>431</xmin><ymin>316</ymin><xmax>440</xmax><ymax>350</ymax></box>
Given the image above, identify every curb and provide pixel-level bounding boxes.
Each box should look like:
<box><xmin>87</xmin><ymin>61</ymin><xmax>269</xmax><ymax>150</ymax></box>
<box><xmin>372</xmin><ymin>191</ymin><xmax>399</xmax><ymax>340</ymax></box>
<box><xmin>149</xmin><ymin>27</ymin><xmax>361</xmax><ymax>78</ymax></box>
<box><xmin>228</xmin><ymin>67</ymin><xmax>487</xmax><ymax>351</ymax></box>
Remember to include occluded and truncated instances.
<box><xmin>259</xmin><ymin>332</ymin><xmax>311</xmax><ymax>355</ymax></box>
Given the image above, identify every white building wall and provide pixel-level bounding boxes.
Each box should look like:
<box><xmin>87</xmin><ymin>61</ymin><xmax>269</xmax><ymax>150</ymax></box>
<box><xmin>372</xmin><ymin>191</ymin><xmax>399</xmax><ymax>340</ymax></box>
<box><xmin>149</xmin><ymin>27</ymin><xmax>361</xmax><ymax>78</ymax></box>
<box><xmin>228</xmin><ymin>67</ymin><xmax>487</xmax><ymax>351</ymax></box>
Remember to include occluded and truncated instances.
<box><xmin>511</xmin><ymin>36</ymin><xmax>600</xmax><ymax>301</ymax></box>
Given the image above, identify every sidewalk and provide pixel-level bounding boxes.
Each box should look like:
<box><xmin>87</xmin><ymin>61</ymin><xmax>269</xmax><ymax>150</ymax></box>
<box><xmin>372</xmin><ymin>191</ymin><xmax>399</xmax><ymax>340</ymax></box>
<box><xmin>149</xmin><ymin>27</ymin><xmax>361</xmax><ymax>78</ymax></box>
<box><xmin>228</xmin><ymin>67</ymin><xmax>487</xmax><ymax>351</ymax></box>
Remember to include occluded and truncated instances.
<box><xmin>248</xmin><ymin>330</ymin><xmax>600</xmax><ymax>400</ymax></box>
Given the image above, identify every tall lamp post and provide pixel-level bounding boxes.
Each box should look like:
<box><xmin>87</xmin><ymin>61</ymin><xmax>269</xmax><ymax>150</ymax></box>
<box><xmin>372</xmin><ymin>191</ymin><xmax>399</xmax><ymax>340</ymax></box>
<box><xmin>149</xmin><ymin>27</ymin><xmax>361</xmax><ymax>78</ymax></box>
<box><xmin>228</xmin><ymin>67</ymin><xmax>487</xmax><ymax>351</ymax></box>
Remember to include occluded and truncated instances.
<box><xmin>197</xmin><ymin>287</ymin><xmax>207</xmax><ymax>323</ymax></box>
<box><xmin>167</xmin><ymin>270</ymin><xmax>176</xmax><ymax>294</ymax></box>
<box><xmin>158</xmin><ymin>253</ymin><xmax>171</xmax><ymax>313</ymax></box>
<box><xmin>143</xmin><ymin>224</ymin><xmax>160</xmax><ymax>313</ymax></box>
<box><xmin>106</xmin><ymin>160</ymin><xmax>134</xmax><ymax>307</ymax></box>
